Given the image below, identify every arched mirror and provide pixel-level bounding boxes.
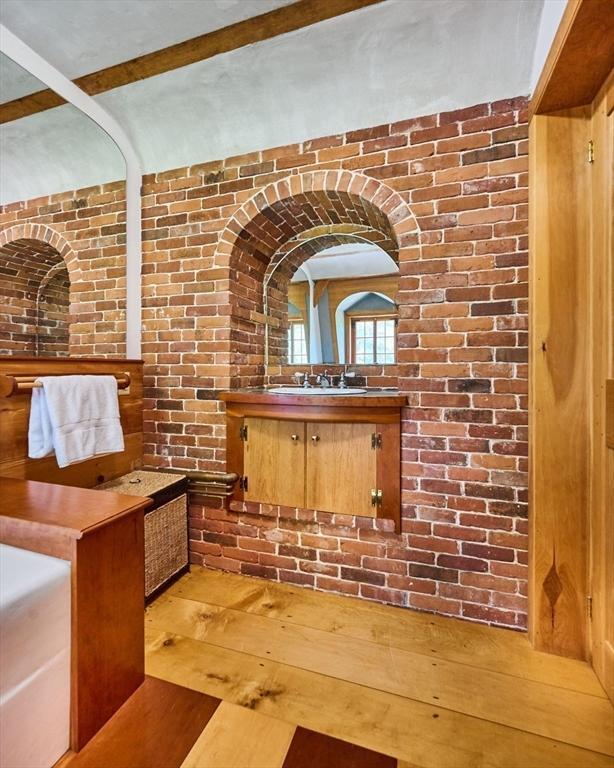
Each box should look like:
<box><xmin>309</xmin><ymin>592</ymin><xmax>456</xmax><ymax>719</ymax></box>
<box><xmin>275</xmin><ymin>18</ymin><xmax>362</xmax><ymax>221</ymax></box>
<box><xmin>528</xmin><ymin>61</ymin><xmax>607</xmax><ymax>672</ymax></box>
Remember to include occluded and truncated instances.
<box><xmin>0</xmin><ymin>52</ymin><xmax>125</xmax><ymax>357</ymax></box>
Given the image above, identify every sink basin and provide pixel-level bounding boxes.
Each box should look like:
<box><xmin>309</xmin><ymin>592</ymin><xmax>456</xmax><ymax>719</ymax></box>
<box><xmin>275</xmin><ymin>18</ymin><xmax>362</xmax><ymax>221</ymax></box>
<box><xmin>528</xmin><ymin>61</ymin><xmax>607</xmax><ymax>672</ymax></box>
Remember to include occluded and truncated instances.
<box><xmin>268</xmin><ymin>387</ymin><xmax>367</xmax><ymax>395</ymax></box>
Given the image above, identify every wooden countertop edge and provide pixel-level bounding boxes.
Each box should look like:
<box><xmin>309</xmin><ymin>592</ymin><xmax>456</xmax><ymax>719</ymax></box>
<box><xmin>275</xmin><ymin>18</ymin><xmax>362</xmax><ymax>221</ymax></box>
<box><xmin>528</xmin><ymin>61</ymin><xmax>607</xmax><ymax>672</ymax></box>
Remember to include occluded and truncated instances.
<box><xmin>219</xmin><ymin>390</ymin><xmax>408</xmax><ymax>407</ymax></box>
<box><xmin>0</xmin><ymin>478</ymin><xmax>152</xmax><ymax>541</ymax></box>
<box><xmin>0</xmin><ymin>496</ymin><xmax>152</xmax><ymax>541</ymax></box>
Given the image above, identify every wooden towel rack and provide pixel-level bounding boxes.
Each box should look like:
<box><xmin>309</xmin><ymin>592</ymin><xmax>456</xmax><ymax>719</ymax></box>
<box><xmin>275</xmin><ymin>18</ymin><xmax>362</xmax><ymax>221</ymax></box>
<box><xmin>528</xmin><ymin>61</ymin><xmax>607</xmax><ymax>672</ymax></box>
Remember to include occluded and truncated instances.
<box><xmin>0</xmin><ymin>372</ymin><xmax>131</xmax><ymax>398</ymax></box>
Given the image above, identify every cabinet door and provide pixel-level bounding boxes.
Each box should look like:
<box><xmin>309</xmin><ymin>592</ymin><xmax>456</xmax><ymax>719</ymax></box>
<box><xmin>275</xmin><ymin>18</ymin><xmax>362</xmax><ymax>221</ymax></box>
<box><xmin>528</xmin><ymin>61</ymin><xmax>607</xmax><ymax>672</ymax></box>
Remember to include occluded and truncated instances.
<box><xmin>306</xmin><ymin>422</ymin><xmax>377</xmax><ymax>516</ymax></box>
<box><xmin>243</xmin><ymin>418</ymin><xmax>305</xmax><ymax>507</ymax></box>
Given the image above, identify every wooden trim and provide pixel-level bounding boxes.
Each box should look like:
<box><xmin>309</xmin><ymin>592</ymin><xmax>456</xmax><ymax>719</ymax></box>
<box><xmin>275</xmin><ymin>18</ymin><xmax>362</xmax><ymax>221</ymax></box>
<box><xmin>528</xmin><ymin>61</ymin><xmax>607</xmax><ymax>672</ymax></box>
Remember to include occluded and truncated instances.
<box><xmin>528</xmin><ymin>107</ymin><xmax>591</xmax><ymax>660</ymax></box>
<box><xmin>219</xmin><ymin>389</ymin><xmax>407</xmax><ymax>408</ymax></box>
<box><xmin>589</xmin><ymin>52</ymin><xmax>614</xmax><ymax>703</ymax></box>
<box><xmin>225</xmin><ymin>413</ymin><xmax>245</xmax><ymax>502</ymax></box>
<box><xmin>225</xmin><ymin>401</ymin><xmax>402</xmax><ymax>425</ymax></box>
<box><xmin>376</xmin><ymin>421</ymin><xmax>400</xmax><ymax>532</ymax></box>
<box><xmin>530</xmin><ymin>0</ymin><xmax>614</xmax><ymax>118</ymax></box>
<box><xmin>0</xmin><ymin>0</ymin><xmax>385</xmax><ymax>125</ymax></box>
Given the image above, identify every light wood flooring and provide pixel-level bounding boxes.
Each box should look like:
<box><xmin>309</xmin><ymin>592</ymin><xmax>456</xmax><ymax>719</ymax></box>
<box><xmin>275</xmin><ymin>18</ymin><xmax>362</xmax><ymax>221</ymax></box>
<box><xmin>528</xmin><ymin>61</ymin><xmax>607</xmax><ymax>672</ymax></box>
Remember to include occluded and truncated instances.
<box><xmin>144</xmin><ymin>567</ymin><xmax>614</xmax><ymax>768</ymax></box>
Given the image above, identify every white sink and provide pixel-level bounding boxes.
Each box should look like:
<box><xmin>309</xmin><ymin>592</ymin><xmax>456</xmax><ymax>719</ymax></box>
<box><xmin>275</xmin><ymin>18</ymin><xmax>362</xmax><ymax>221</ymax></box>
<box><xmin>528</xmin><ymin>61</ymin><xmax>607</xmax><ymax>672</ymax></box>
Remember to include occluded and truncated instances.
<box><xmin>268</xmin><ymin>387</ymin><xmax>367</xmax><ymax>395</ymax></box>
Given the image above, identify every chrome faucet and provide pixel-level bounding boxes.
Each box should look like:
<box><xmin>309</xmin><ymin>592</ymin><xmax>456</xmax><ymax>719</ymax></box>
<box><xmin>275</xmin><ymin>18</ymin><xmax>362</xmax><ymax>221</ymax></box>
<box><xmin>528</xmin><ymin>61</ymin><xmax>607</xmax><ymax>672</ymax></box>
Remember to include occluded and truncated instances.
<box><xmin>316</xmin><ymin>369</ymin><xmax>331</xmax><ymax>388</ymax></box>
<box><xmin>338</xmin><ymin>371</ymin><xmax>356</xmax><ymax>389</ymax></box>
<box><xmin>294</xmin><ymin>372</ymin><xmax>312</xmax><ymax>388</ymax></box>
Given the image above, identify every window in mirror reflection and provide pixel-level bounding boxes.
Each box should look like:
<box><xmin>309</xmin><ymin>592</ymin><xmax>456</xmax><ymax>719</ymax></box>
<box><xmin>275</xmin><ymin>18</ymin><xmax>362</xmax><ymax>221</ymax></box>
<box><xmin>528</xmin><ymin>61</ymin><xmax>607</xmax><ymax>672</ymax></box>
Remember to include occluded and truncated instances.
<box><xmin>288</xmin><ymin>319</ymin><xmax>308</xmax><ymax>364</ymax></box>
<box><xmin>278</xmin><ymin>242</ymin><xmax>399</xmax><ymax>366</ymax></box>
<box><xmin>351</xmin><ymin>316</ymin><xmax>396</xmax><ymax>365</ymax></box>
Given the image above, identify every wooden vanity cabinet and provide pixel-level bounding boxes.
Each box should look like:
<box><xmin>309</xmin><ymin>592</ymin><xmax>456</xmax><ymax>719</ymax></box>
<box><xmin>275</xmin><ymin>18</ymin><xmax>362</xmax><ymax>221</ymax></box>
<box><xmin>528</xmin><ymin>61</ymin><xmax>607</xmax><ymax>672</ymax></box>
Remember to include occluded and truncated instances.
<box><xmin>244</xmin><ymin>418</ymin><xmax>305</xmax><ymax>507</ymax></box>
<box><xmin>306</xmin><ymin>422</ymin><xmax>376</xmax><ymax>517</ymax></box>
<box><xmin>221</xmin><ymin>391</ymin><xmax>406</xmax><ymax>530</ymax></box>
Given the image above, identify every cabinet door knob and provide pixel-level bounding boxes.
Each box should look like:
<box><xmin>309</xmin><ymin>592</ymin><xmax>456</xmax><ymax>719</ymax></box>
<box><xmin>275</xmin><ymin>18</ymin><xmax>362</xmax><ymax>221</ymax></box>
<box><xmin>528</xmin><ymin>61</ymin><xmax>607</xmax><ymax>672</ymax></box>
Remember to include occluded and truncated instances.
<box><xmin>311</xmin><ymin>435</ymin><xmax>320</xmax><ymax>443</ymax></box>
<box><xmin>291</xmin><ymin>434</ymin><xmax>300</xmax><ymax>442</ymax></box>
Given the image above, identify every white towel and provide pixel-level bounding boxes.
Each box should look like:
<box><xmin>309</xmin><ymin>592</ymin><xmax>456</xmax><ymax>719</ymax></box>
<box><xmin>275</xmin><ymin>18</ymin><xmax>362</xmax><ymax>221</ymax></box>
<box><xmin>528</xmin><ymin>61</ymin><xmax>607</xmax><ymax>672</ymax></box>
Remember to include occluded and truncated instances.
<box><xmin>28</xmin><ymin>375</ymin><xmax>125</xmax><ymax>468</ymax></box>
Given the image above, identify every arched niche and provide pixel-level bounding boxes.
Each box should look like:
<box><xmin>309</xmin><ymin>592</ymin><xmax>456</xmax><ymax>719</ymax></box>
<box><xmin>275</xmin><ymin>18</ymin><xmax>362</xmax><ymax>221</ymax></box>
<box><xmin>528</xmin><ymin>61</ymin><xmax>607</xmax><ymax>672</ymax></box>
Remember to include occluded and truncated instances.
<box><xmin>0</xmin><ymin>232</ymin><xmax>74</xmax><ymax>356</ymax></box>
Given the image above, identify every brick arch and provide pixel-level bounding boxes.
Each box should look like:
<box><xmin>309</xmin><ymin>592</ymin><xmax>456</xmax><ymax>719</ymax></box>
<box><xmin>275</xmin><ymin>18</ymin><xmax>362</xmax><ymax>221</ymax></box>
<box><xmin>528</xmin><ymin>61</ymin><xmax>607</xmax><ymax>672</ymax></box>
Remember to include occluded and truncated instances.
<box><xmin>0</xmin><ymin>223</ymin><xmax>80</xmax><ymax>282</ymax></box>
<box><xmin>216</xmin><ymin>170</ymin><xmax>419</xmax><ymax>383</ymax></box>
<box><xmin>0</xmin><ymin>224</ymin><xmax>77</xmax><ymax>356</ymax></box>
<box><xmin>218</xmin><ymin>170</ymin><xmax>418</xmax><ymax>266</ymax></box>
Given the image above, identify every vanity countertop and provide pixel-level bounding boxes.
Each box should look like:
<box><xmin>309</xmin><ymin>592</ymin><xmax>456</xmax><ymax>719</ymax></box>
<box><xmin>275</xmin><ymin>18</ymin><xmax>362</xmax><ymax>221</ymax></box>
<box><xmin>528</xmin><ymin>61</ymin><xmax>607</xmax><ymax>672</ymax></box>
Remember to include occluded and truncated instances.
<box><xmin>219</xmin><ymin>388</ymin><xmax>407</xmax><ymax>407</ymax></box>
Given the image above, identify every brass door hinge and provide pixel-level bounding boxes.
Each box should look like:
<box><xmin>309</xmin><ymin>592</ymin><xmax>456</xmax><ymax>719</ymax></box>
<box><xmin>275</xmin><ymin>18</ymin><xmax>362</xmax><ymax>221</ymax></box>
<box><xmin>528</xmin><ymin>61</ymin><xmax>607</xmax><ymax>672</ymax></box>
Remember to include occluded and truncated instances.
<box><xmin>587</xmin><ymin>595</ymin><xmax>593</xmax><ymax>619</ymax></box>
<box><xmin>240</xmin><ymin>476</ymin><xmax>249</xmax><ymax>492</ymax></box>
<box><xmin>370</xmin><ymin>488</ymin><xmax>383</xmax><ymax>507</ymax></box>
<box><xmin>239</xmin><ymin>425</ymin><xmax>248</xmax><ymax>441</ymax></box>
<box><xmin>371</xmin><ymin>432</ymin><xmax>382</xmax><ymax>449</ymax></box>
<box><xmin>588</xmin><ymin>140</ymin><xmax>594</xmax><ymax>164</ymax></box>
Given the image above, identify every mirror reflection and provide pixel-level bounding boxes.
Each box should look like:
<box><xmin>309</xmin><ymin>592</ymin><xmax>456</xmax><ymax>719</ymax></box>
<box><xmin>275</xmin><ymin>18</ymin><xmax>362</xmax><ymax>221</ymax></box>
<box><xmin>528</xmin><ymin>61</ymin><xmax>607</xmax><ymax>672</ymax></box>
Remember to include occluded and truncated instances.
<box><xmin>0</xmin><ymin>53</ymin><xmax>124</xmax><ymax>357</ymax></box>
<box><xmin>267</xmin><ymin>241</ymin><xmax>399</xmax><ymax>366</ymax></box>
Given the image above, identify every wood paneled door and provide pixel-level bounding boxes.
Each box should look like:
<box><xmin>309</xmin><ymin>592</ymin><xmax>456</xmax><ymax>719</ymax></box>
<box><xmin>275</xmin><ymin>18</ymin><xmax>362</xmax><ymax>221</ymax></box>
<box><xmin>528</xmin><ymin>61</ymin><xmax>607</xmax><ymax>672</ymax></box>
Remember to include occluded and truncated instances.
<box><xmin>589</xmin><ymin>71</ymin><xmax>614</xmax><ymax>700</ymax></box>
<box><xmin>244</xmin><ymin>418</ymin><xmax>305</xmax><ymax>507</ymax></box>
<box><xmin>306</xmin><ymin>422</ymin><xmax>376</xmax><ymax>517</ymax></box>
<box><xmin>528</xmin><ymin>0</ymin><xmax>614</xmax><ymax>673</ymax></box>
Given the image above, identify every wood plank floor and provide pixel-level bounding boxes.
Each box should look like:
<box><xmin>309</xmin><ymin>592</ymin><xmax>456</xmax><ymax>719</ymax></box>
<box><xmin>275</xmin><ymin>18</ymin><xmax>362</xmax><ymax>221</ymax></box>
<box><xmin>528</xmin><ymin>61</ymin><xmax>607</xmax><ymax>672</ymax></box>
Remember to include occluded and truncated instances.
<box><xmin>145</xmin><ymin>567</ymin><xmax>614</xmax><ymax>768</ymax></box>
<box><xmin>56</xmin><ymin>676</ymin><xmax>395</xmax><ymax>768</ymax></box>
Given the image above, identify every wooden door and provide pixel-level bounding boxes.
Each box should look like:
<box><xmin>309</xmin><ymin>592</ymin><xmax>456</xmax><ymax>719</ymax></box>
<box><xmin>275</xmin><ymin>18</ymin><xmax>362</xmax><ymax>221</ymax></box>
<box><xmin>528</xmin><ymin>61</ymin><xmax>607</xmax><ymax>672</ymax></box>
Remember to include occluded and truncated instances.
<box><xmin>589</xmin><ymin>73</ymin><xmax>614</xmax><ymax>701</ymax></box>
<box><xmin>243</xmin><ymin>418</ymin><xmax>305</xmax><ymax>507</ymax></box>
<box><xmin>306</xmin><ymin>422</ymin><xmax>377</xmax><ymax>517</ymax></box>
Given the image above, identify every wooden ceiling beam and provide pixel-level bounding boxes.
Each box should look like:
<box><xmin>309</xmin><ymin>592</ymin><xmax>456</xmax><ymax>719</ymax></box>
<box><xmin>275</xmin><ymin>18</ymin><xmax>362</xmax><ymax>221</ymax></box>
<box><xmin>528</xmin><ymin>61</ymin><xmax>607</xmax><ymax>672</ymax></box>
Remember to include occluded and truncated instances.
<box><xmin>0</xmin><ymin>0</ymin><xmax>385</xmax><ymax>125</ymax></box>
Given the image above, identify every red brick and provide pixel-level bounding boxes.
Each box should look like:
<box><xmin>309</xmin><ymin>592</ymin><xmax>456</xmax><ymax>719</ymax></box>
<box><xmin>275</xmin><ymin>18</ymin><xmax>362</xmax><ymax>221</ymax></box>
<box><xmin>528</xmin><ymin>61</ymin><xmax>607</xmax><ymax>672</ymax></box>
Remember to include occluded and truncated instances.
<box><xmin>1</xmin><ymin>95</ymin><xmax>529</xmax><ymax>633</ymax></box>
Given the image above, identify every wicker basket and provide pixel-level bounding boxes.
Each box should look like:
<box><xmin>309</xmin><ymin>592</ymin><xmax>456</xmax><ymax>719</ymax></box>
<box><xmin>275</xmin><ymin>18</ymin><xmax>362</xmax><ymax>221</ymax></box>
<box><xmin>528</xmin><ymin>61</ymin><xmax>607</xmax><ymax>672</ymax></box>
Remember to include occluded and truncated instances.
<box><xmin>96</xmin><ymin>470</ymin><xmax>188</xmax><ymax>599</ymax></box>
<box><xmin>144</xmin><ymin>494</ymin><xmax>188</xmax><ymax>596</ymax></box>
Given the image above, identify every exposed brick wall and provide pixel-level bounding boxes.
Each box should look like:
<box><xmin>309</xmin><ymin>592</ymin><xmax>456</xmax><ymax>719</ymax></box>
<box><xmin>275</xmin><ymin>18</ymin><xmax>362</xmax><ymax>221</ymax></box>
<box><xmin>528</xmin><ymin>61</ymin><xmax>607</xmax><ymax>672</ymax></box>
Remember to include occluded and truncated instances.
<box><xmin>0</xmin><ymin>191</ymin><xmax>128</xmax><ymax>356</ymax></box>
<box><xmin>0</xmin><ymin>96</ymin><xmax>529</xmax><ymax>629</ymax></box>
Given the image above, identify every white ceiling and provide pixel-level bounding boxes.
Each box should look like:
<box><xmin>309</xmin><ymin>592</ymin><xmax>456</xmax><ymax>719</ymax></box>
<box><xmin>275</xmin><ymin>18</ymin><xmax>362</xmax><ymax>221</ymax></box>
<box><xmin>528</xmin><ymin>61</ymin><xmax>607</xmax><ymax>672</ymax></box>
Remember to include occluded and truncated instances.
<box><xmin>0</xmin><ymin>0</ymin><xmax>563</xmax><ymax>205</ymax></box>
<box><xmin>292</xmin><ymin>243</ymin><xmax>399</xmax><ymax>282</ymax></box>
<box><xmin>0</xmin><ymin>51</ymin><xmax>41</xmax><ymax>102</ymax></box>
<box><xmin>0</xmin><ymin>0</ymin><xmax>294</xmax><ymax>102</ymax></box>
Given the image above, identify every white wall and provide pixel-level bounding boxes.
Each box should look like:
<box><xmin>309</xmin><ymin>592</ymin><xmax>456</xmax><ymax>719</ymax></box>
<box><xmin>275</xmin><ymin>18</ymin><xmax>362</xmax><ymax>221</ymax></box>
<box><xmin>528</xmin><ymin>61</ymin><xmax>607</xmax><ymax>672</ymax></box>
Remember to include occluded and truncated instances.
<box><xmin>0</xmin><ymin>0</ymin><xmax>547</xmax><ymax>204</ymax></box>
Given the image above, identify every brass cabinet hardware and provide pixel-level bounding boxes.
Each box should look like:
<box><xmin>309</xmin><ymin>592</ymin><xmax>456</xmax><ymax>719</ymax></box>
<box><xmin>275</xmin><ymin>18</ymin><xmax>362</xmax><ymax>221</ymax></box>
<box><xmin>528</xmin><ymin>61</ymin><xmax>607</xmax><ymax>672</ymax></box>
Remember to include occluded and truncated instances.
<box><xmin>239</xmin><ymin>425</ymin><xmax>248</xmax><ymax>441</ymax></box>
<box><xmin>291</xmin><ymin>434</ymin><xmax>300</xmax><ymax>442</ymax></box>
<box><xmin>371</xmin><ymin>488</ymin><xmax>383</xmax><ymax>507</ymax></box>
<box><xmin>371</xmin><ymin>432</ymin><xmax>382</xmax><ymax>449</ymax></box>
<box><xmin>311</xmin><ymin>434</ymin><xmax>320</xmax><ymax>443</ymax></box>
<box><xmin>240</xmin><ymin>476</ymin><xmax>249</xmax><ymax>491</ymax></box>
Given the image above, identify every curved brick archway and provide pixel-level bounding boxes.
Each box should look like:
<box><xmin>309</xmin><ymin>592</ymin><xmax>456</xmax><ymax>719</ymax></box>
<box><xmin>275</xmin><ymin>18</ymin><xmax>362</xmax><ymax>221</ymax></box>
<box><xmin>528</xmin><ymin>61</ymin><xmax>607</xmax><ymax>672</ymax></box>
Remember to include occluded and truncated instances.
<box><xmin>0</xmin><ymin>224</ymin><xmax>77</xmax><ymax>355</ymax></box>
<box><xmin>216</xmin><ymin>170</ymin><xmax>420</xmax><ymax>383</ymax></box>
<box><xmin>218</xmin><ymin>170</ymin><xmax>418</xmax><ymax>263</ymax></box>
<box><xmin>0</xmin><ymin>223</ymin><xmax>80</xmax><ymax>283</ymax></box>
